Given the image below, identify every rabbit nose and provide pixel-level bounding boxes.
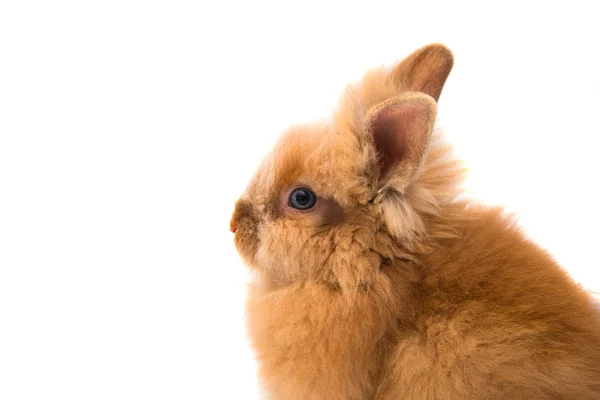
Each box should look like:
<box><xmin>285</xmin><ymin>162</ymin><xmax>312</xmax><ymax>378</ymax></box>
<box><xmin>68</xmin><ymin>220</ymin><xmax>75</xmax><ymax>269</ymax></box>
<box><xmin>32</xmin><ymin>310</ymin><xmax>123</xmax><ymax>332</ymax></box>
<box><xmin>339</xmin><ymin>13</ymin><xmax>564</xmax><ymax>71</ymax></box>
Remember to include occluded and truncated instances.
<box><xmin>229</xmin><ymin>217</ymin><xmax>238</xmax><ymax>233</ymax></box>
<box><xmin>230</xmin><ymin>199</ymin><xmax>252</xmax><ymax>234</ymax></box>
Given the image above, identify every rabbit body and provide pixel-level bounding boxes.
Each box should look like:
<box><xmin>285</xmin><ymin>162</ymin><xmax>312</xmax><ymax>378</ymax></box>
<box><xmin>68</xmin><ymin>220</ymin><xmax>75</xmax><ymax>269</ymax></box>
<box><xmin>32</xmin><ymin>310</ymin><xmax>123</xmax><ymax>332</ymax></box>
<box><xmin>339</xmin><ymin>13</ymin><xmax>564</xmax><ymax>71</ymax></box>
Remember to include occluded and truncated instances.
<box><xmin>231</xmin><ymin>44</ymin><xmax>600</xmax><ymax>399</ymax></box>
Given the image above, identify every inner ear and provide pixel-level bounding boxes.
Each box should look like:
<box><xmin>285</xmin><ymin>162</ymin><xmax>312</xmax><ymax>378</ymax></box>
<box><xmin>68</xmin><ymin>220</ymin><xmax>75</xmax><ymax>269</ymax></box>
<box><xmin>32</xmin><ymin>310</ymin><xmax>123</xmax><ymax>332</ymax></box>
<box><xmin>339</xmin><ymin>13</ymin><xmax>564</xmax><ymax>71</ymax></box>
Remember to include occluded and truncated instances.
<box><xmin>367</xmin><ymin>93</ymin><xmax>437</xmax><ymax>184</ymax></box>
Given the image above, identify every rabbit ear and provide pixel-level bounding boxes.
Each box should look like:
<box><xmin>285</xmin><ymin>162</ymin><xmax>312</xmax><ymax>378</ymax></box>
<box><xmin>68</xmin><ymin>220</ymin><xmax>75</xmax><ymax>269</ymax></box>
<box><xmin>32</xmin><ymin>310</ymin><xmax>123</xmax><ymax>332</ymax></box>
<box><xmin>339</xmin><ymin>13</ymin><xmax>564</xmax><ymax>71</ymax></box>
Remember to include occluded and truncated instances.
<box><xmin>390</xmin><ymin>43</ymin><xmax>454</xmax><ymax>102</ymax></box>
<box><xmin>367</xmin><ymin>93</ymin><xmax>437</xmax><ymax>189</ymax></box>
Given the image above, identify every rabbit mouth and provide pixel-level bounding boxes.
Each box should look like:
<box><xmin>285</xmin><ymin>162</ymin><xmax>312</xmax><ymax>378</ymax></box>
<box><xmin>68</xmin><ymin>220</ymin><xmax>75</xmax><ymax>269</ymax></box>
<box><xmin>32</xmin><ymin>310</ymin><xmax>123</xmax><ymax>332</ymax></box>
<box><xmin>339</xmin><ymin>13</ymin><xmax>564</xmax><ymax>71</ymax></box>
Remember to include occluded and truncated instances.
<box><xmin>233</xmin><ymin>225</ymin><xmax>260</xmax><ymax>265</ymax></box>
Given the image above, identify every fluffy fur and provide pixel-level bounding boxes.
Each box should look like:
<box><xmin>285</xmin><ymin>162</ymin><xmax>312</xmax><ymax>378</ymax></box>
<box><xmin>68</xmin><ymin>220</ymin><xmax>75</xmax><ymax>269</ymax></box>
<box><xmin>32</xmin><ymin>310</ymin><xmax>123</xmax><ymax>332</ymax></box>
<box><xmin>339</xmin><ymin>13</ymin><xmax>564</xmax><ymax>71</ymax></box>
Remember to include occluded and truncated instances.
<box><xmin>230</xmin><ymin>44</ymin><xmax>600</xmax><ymax>399</ymax></box>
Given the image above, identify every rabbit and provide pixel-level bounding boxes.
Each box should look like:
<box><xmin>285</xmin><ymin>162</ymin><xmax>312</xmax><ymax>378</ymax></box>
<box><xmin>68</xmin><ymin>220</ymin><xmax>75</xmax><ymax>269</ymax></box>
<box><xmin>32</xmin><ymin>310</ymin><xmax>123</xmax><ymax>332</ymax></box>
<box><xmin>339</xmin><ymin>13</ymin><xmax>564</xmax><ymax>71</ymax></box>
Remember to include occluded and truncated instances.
<box><xmin>229</xmin><ymin>43</ymin><xmax>600</xmax><ymax>399</ymax></box>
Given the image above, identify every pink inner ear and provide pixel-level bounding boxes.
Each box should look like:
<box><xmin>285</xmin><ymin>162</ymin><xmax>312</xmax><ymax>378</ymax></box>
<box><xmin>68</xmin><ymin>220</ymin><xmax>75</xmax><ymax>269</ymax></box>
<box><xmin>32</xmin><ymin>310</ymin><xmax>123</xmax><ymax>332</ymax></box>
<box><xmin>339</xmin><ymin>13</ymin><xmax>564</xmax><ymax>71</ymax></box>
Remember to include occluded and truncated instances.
<box><xmin>370</xmin><ymin>104</ymin><xmax>421</xmax><ymax>177</ymax></box>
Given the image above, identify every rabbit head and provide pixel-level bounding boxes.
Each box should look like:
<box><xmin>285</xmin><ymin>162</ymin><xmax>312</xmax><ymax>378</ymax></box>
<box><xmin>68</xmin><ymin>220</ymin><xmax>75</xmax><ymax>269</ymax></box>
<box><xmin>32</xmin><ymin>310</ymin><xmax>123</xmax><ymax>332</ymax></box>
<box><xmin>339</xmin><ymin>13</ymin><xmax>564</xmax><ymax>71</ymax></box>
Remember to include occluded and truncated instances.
<box><xmin>230</xmin><ymin>44</ymin><xmax>464</xmax><ymax>291</ymax></box>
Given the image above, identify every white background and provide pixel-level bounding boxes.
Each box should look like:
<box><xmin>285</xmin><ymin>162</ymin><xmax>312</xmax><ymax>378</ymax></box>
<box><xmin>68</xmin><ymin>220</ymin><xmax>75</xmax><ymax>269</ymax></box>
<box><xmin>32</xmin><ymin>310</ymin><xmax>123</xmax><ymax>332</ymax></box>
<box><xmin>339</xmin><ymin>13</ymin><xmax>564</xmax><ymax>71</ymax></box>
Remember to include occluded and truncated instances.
<box><xmin>1</xmin><ymin>1</ymin><xmax>598</xmax><ymax>399</ymax></box>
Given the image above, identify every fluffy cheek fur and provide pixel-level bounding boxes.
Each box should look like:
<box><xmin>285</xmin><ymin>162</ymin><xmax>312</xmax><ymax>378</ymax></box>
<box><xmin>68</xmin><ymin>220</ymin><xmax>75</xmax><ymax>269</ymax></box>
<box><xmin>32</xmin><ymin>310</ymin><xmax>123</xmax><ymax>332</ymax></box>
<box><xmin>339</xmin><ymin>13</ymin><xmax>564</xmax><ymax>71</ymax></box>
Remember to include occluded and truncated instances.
<box><xmin>254</xmin><ymin>221</ymin><xmax>365</xmax><ymax>289</ymax></box>
<box><xmin>254</xmin><ymin>220</ymin><xmax>331</xmax><ymax>286</ymax></box>
<box><xmin>254</xmin><ymin>209</ymin><xmax>399</xmax><ymax>292</ymax></box>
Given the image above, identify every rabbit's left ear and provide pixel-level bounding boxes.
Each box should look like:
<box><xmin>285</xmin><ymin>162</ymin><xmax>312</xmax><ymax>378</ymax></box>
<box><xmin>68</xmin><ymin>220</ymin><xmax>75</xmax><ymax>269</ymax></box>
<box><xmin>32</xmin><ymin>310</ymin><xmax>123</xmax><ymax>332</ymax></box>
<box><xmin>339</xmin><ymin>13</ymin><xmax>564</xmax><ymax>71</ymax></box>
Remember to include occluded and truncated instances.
<box><xmin>367</xmin><ymin>92</ymin><xmax>437</xmax><ymax>190</ymax></box>
<box><xmin>391</xmin><ymin>43</ymin><xmax>454</xmax><ymax>102</ymax></box>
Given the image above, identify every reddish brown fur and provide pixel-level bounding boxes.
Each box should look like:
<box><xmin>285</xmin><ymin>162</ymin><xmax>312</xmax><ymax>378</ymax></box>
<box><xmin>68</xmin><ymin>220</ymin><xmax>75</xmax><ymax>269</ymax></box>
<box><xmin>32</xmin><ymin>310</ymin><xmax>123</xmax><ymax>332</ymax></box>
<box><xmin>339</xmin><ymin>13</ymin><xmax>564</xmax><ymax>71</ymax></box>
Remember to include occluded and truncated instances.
<box><xmin>230</xmin><ymin>44</ymin><xmax>600</xmax><ymax>399</ymax></box>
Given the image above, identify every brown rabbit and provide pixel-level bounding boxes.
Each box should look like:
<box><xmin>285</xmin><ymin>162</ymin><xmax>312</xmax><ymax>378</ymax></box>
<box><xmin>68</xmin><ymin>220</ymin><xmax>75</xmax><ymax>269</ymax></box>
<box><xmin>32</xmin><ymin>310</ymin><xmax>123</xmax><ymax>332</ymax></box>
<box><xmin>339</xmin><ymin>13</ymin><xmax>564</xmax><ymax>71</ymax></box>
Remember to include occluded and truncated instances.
<box><xmin>230</xmin><ymin>44</ymin><xmax>600</xmax><ymax>399</ymax></box>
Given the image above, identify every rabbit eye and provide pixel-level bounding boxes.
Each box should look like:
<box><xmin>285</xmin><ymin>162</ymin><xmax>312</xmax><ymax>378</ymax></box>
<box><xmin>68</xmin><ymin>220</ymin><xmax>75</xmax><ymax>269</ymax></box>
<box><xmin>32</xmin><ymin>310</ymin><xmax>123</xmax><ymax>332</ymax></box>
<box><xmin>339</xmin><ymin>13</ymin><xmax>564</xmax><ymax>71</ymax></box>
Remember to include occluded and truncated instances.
<box><xmin>289</xmin><ymin>188</ymin><xmax>316</xmax><ymax>210</ymax></box>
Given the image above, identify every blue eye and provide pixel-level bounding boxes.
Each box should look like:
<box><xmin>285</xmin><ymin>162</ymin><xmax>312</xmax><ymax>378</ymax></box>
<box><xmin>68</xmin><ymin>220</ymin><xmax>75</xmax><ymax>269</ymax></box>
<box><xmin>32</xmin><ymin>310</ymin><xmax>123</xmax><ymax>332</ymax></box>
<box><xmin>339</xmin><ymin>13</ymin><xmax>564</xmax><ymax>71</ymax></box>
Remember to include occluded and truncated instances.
<box><xmin>289</xmin><ymin>188</ymin><xmax>316</xmax><ymax>210</ymax></box>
